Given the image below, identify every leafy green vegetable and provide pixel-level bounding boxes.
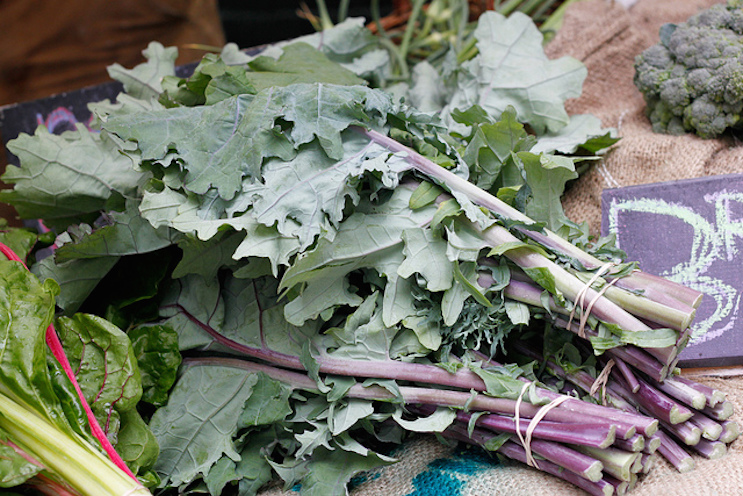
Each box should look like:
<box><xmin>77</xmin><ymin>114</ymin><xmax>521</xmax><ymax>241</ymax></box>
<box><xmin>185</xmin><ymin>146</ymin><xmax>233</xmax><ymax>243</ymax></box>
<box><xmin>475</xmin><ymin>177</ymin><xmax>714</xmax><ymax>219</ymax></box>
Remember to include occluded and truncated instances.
<box><xmin>0</xmin><ymin>259</ymin><xmax>152</xmax><ymax>495</ymax></box>
<box><xmin>0</xmin><ymin>10</ymin><xmax>709</xmax><ymax>496</ymax></box>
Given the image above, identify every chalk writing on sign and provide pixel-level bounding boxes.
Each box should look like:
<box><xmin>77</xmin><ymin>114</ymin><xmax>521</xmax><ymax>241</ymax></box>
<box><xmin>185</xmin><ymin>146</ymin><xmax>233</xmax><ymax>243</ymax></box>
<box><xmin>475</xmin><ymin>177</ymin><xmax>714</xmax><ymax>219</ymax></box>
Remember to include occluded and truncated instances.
<box><xmin>601</xmin><ymin>174</ymin><xmax>743</xmax><ymax>367</ymax></box>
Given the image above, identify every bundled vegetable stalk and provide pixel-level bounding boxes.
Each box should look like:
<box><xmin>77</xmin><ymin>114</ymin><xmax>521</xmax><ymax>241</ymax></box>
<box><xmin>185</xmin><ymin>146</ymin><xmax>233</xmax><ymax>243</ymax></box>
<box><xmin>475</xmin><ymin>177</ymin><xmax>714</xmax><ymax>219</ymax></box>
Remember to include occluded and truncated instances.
<box><xmin>0</xmin><ymin>242</ymin><xmax>155</xmax><ymax>495</ymax></box>
<box><xmin>0</xmin><ymin>10</ymin><xmax>733</xmax><ymax>496</ymax></box>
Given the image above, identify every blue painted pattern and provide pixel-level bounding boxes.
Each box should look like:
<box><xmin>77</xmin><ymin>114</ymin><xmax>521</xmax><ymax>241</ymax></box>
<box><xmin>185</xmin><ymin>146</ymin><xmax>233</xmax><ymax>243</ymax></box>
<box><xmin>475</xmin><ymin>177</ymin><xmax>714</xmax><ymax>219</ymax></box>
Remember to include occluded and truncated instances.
<box><xmin>405</xmin><ymin>447</ymin><xmax>501</xmax><ymax>496</ymax></box>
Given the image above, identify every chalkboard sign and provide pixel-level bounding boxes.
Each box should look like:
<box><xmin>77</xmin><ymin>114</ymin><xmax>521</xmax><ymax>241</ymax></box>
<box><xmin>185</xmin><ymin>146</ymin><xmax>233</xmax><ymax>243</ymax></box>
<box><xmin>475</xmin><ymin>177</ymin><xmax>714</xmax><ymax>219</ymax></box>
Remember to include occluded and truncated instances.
<box><xmin>0</xmin><ymin>82</ymin><xmax>123</xmax><ymax>166</ymax></box>
<box><xmin>601</xmin><ymin>174</ymin><xmax>743</xmax><ymax>368</ymax></box>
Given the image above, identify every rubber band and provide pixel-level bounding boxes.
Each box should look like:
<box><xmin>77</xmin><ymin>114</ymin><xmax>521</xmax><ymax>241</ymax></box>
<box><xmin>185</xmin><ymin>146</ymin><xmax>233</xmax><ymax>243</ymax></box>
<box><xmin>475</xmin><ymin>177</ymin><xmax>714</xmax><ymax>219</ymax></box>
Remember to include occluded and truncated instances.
<box><xmin>514</xmin><ymin>383</ymin><xmax>571</xmax><ymax>469</ymax></box>
<box><xmin>514</xmin><ymin>383</ymin><xmax>530</xmax><ymax>463</ymax></box>
<box><xmin>567</xmin><ymin>262</ymin><xmax>615</xmax><ymax>338</ymax></box>
<box><xmin>524</xmin><ymin>395</ymin><xmax>571</xmax><ymax>468</ymax></box>
<box><xmin>590</xmin><ymin>358</ymin><xmax>616</xmax><ymax>405</ymax></box>
<box><xmin>579</xmin><ymin>276</ymin><xmax>620</xmax><ymax>337</ymax></box>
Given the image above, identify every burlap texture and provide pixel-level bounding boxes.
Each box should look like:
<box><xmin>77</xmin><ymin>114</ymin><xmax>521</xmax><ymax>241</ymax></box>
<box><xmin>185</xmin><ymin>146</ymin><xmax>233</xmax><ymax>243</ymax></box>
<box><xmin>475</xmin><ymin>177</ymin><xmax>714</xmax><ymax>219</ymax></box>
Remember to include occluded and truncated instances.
<box><xmin>260</xmin><ymin>1</ymin><xmax>743</xmax><ymax>495</ymax></box>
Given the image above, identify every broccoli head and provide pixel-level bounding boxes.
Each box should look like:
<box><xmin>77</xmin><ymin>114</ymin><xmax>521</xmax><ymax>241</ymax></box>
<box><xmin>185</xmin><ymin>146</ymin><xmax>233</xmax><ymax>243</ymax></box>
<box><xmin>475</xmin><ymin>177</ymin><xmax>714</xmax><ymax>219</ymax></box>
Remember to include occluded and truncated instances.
<box><xmin>634</xmin><ymin>0</ymin><xmax>743</xmax><ymax>138</ymax></box>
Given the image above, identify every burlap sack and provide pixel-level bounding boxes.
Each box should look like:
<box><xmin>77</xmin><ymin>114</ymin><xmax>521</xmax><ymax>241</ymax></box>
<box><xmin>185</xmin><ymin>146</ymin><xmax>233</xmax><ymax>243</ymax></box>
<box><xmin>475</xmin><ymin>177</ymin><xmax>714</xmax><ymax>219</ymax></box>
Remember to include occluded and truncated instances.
<box><xmin>270</xmin><ymin>1</ymin><xmax>743</xmax><ymax>494</ymax></box>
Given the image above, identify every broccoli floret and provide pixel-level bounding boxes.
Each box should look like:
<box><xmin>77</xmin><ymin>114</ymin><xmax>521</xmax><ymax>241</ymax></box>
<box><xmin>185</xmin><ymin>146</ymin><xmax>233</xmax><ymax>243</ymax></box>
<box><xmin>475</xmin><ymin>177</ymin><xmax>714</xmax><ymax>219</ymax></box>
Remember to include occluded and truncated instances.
<box><xmin>634</xmin><ymin>0</ymin><xmax>743</xmax><ymax>138</ymax></box>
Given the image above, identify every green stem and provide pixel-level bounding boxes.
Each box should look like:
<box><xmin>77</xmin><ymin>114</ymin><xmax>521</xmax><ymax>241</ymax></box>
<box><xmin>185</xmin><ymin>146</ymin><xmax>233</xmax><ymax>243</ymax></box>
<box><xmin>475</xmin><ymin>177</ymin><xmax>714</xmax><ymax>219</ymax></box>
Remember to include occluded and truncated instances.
<box><xmin>314</xmin><ymin>0</ymin><xmax>335</xmax><ymax>30</ymax></box>
<box><xmin>337</xmin><ymin>0</ymin><xmax>350</xmax><ymax>22</ymax></box>
<box><xmin>496</xmin><ymin>0</ymin><xmax>526</xmax><ymax>16</ymax></box>
<box><xmin>539</xmin><ymin>0</ymin><xmax>582</xmax><ymax>37</ymax></box>
<box><xmin>399</xmin><ymin>0</ymin><xmax>427</xmax><ymax>63</ymax></box>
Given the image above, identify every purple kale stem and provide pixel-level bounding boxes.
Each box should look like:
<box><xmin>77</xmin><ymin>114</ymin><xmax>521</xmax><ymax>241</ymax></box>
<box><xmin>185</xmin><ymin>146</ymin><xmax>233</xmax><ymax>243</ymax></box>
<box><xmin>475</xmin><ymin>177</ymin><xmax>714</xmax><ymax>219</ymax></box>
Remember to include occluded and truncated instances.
<box><xmin>443</xmin><ymin>424</ymin><xmax>614</xmax><ymax>496</ymax></box>
<box><xmin>668</xmin><ymin>374</ymin><xmax>727</xmax><ymax>408</ymax></box>
<box><xmin>720</xmin><ymin>421</ymin><xmax>740</xmax><ymax>444</ymax></box>
<box><xmin>690</xmin><ymin>438</ymin><xmax>727</xmax><ymax>460</ymax></box>
<box><xmin>659</xmin><ymin>419</ymin><xmax>701</xmax><ymax>446</ymax></box>
<box><xmin>613</xmin><ymin>357</ymin><xmax>640</xmax><ymax>393</ymax></box>
<box><xmin>445</xmin><ymin>407</ymin><xmax>616</xmax><ymax>449</ymax></box>
<box><xmin>475</xmin><ymin>352</ymin><xmax>659</xmax><ymax>437</ymax></box>
<box><xmin>688</xmin><ymin>411</ymin><xmax>723</xmax><ymax>441</ymax></box>
<box><xmin>555</xmin><ymin>316</ymin><xmax>668</xmax><ymax>381</ymax></box>
<box><xmin>643</xmin><ymin>434</ymin><xmax>662</xmax><ymax>454</ymax></box>
<box><xmin>644</xmin><ymin>373</ymin><xmax>707</xmax><ymax>410</ymax></box>
<box><xmin>701</xmin><ymin>400</ymin><xmax>735</xmax><ymax>422</ymax></box>
<box><xmin>187</xmin><ymin>355</ymin><xmax>644</xmax><ymax>443</ymax></box>
<box><xmin>502</xmin><ymin>277</ymin><xmax>671</xmax><ymax>381</ymax></box>
<box><xmin>168</xmin><ymin>303</ymin><xmax>488</xmax><ymax>391</ymax></box>
<box><xmin>610</xmin><ymin>373</ymin><xmax>693</xmax><ymax>426</ymax></box>
<box><xmin>613</xmin><ymin>433</ymin><xmax>645</xmax><ymax>452</ymax></box>
<box><xmin>656</xmin><ymin>430</ymin><xmax>695</xmax><ymax>473</ymax></box>
<box><xmin>358</xmin><ymin>126</ymin><xmax>703</xmax><ymax>311</ymax></box>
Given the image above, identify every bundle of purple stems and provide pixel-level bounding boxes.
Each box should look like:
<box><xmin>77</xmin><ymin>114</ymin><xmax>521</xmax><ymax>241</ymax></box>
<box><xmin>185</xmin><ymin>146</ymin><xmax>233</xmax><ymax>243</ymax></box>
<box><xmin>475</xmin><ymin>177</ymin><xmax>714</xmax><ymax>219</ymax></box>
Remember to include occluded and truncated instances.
<box><xmin>175</xmin><ymin>131</ymin><xmax>735</xmax><ymax>496</ymax></box>
<box><xmin>177</xmin><ymin>264</ymin><xmax>736</xmax><ymax>496</ymax></box>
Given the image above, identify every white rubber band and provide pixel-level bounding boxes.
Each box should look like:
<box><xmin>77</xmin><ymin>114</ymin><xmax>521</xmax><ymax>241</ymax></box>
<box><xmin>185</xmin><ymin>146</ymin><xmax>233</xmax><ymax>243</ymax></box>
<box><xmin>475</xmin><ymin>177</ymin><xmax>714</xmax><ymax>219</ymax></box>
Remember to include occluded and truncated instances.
<box><xmin>514</xmin><ymin>383</ymin><xmax>570</xmax><ymax>469</ymax></box>
<box><xmin>524</xmin><ymin>395</ymin><xmax>571</xmax><ymax>468</ymax></box>
<box><xmin>590</xmin><ymin>358</ymin><xmax>616</xmax><ymax>405</ymax></box>
<box><xmin>567</xmin><ymin>262</ymin><xmax>615</xmax><ymax>338</ymax></box>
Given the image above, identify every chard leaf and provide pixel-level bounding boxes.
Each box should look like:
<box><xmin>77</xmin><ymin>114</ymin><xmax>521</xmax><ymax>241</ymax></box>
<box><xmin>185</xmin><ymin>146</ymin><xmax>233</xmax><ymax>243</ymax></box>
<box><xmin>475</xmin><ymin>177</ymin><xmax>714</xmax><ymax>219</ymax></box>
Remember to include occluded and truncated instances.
<box><xmin>0</xmin><ymin>227</ymin><xmax>40</xmax><ymax>265</ymax></box>
<box><xmin>0</xmin><ymin>429</ymin><xmax>43</xmax><ymax>486</ymax></box>
<box><xmin>54</xmin><ymin>314</ymin><xmax>143</xmax><ymax>431</ymax></box>
<box><xmin>107</xmin><ymin>41</ymin><xmax>177</xmax><ymax>100</ymax></box>
<box><xmin>115</xmin><ymin>407</ymin><xmax>160</xmax><ymax>479</ymax></box>
<box><xmin>1</xmin><ymin>126</ymin><xmax>140</xmax><ymax>229</ymax></box>
<box><xmin>149</xmin><ymin>365</ymin><xmax>260</xmax><ymax>488</ymax></box>
<box><xmin>0</xmin><ymin>261</ymin><xmax>69</xmax><ymax>428</ymax></box>
<box><xmin>128</xmin><ymin>324</ymin><xmax>181</xmax><ymax>407</ymax></box>
<box><xmin>444</xmin><ymin>11</ymin><xmax>586</xmax><ymax>134</ymax></box>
